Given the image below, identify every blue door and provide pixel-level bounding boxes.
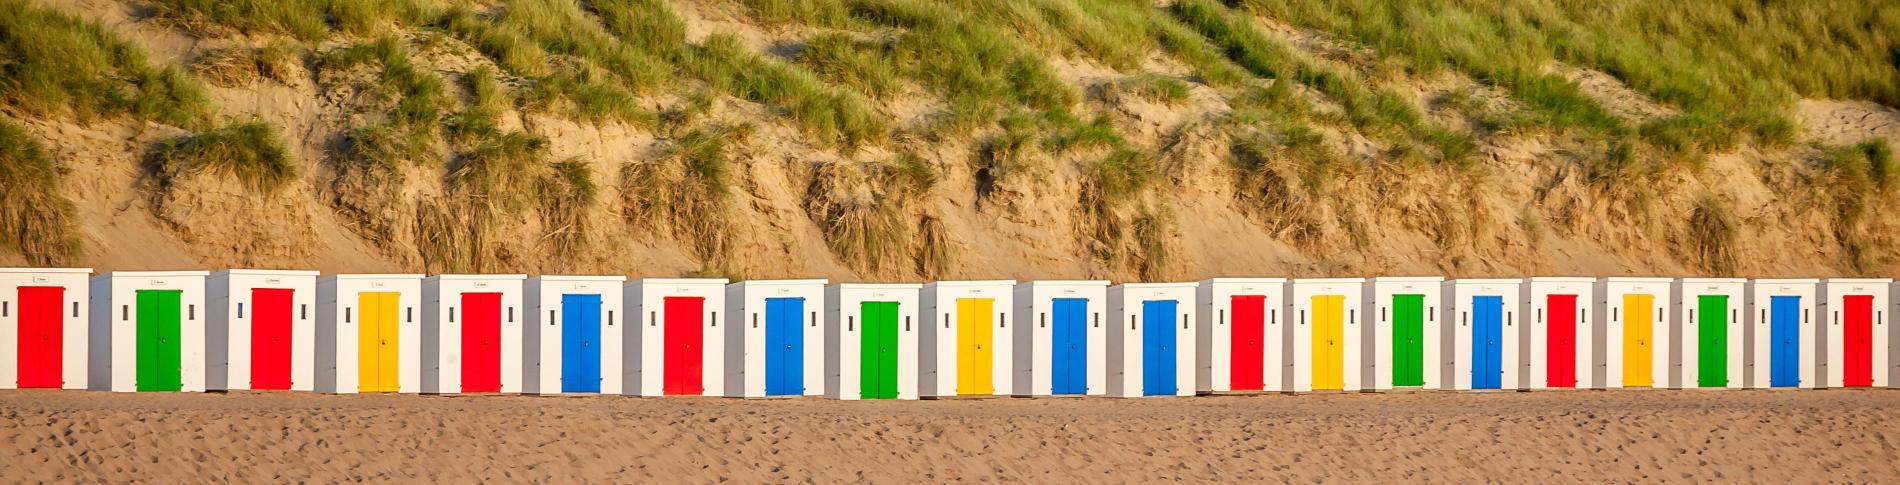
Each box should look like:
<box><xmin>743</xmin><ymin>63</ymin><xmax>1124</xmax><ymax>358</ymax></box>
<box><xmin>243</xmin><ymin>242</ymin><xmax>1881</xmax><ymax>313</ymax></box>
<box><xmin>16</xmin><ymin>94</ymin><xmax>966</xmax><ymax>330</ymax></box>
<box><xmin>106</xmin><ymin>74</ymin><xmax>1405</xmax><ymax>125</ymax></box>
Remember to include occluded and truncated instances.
<box><xmin>1142</xmin><ymin>300</ymin><xmax>1177</xmax><ymax>396</ymax></box>
<box><xmin>1052</xmin><ymin>298</ymin><xmax>1088</xmax><ymax>395</ymax></box>
<box><xmin>1770</xmin><ymin>295</ymin><xmax>1801</xmax><ymax>388</ymax></box>
<box><xmin>765</xmin><ymin>297</ymin><xmax>805</xmax><ymax>396</ymax></box>
<box><xmin>1472</xmin><ymin>295</ymin><xmax>1503</xmax><ymax>389</ymax></box>
<box><xmin>561</xmin><ymin>293</ymin><xmax>602</xmax><ymax>393</ymax></box>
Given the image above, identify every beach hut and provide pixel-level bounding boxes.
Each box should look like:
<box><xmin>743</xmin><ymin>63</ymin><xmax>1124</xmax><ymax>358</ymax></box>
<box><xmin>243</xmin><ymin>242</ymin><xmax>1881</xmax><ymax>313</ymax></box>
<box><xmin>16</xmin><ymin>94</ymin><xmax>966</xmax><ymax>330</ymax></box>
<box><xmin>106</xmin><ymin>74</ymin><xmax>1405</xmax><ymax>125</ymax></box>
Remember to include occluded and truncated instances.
<box><xmin>0</xmin><ymin>268</ymin><xmax>90</xmax><ymax>390</ymax></box>
<box><xmin>421</xmin><ymin>275</ymin><xmax>525</xmax><ymax>394</ymax></box>
<box><xmin>524</xmin><ymin>275</ymin><xmax>626</xmax><ymax>395</ymax></box>
<box><xmin>89</xmin><ymin>271</ymin><xmax>210</xmax><ymax>392</ymax></box>
<box><xmin>921</xmin><ymin>280</ymin><xmax>1016</xmax><ymax>398</ymax></box>
<box><xmin>724</xmin><ymin>279</ymin><xmax>826</xmax><ymax>398</ymax></box>
<box><xmin>1108</xmin><ymin>283</ymin><xmax>1197</xmax><ymax>397</ymax></box>
<box><xmin>1822</xmin><ymin>278</ymin><xmax>1890</xmax><ymax>388</ymax></box>
<box><xmin>1523</xmin><ymin>277</ymin><xmax>1596</xmax><ymax>390</ymax></box>
<box><xmin>629</xmin><ymin>278</ymin><xmax>730</xmax><ymax>397</ymax></box>
<box><xmin>1290</xmin><ymin>278</ymin><xmax>1364</xmax><ymax>392</ymax></box>
<box><xmin>1598</xmin><ymin>277</ymin><xmax>1673</xmax><ymax>389</ymax></box>
<box><xmin>1444</xmin><ymin>279</ymin><xmax>1523</xmax><ymax>390</ymax></box>
<box><xmin>1198</xmin><ymin>278</ymin><xmax>1287</xmax><ymax>394</ymax></box>
<box><xmin>1746</xmin><ymin>279</ymin><xmax>1817</xmax><ymax>389</ymax></box>
<box><xmin>208</xmin><ymin>269</ymin><xmax>318</xmax><ymax>392</ymax></box>
<box><xmin>825</xmin><ymin>283</ymin><xmax>921</xmax><ymax>400</ymax></box>
<box><xmin>1362</xmin><ymin>277</ymin><xmax>1442</xmax><ymax>391</ymax></box>
<box><xmin>1674</xmin><ymin>278</ymin><xmax>1745</xmax><ymax>389</ymax></box>
<box><xmin>1011</xmin><ymin>280</ymin><xmax>1109</xmax><ymax>397</ymax></box>
<box><xmin>315</xmin><ymin>274</ymin><xmax>424</xmax><ymax>394</ymax></box>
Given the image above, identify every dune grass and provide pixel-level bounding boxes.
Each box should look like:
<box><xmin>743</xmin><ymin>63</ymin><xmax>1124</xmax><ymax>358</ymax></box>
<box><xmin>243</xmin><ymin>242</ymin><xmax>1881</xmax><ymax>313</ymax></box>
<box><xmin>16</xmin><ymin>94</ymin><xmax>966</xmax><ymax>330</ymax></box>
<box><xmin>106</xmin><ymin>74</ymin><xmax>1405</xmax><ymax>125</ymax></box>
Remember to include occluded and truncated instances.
<box><xmin>1817</xmin><ymin>140</ymin><xmax>1895</xmax><ymax>271</ymax></box>
<box><xmin>683</xmin><ymin>34</ymin><xmax>887</xmax><ymax>149</ymax></box>
<box><xmin>621</xmin><ymin>126</ymin><xmax>738</xmax><ymax>262</ymax></box>
<box><xmin>148</xmin><ymin>0</ymin><xmax>438</xmax><ymax>40</ymax></box>
<box><xmin>798</xmin><ymin>33</ymin><xmax>902</xmax><ymax>99</ymax></box>
<box><xmin>147</xmin><ymin>121</ymin><xmax>298</xmax><ymax>194</ymax></box>
<box><xmin>0</xmin><ymin>120</ymin><xmax>80</xmax><ymax>265</ymax></box>
<box><xmin>0</xmin><ymin>1</ymin><xmax>210</xmax><ymax>127</ymax></box>
<box><xmin>804</xmin><ymin>156</ymin><xmax>937</xmax><ymax>273</ymax></box>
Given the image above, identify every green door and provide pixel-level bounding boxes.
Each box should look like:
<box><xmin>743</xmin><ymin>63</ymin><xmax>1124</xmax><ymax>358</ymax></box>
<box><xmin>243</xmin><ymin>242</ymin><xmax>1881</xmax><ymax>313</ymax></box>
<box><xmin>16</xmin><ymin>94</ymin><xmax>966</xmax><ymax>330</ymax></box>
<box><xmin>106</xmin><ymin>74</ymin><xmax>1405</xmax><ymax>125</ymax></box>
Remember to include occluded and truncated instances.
<box><xmin>136</xmin><ymin>290</ymin><xmax>184</xmax><ymax>392</ymax></box>
<box><xmin>1391</xmin><ymin>294</ymin><xmax>1425</xmax><ymax>387</ymax></box>
<box><xmin>1697</xmin><ymin>295</ymin><xmax>1729</xmax><ymax>388</ymax></box>
<box><xmin>860</xmin><ymin>301</ymin><xmax>900</xmax><ymax>399</ymax></box>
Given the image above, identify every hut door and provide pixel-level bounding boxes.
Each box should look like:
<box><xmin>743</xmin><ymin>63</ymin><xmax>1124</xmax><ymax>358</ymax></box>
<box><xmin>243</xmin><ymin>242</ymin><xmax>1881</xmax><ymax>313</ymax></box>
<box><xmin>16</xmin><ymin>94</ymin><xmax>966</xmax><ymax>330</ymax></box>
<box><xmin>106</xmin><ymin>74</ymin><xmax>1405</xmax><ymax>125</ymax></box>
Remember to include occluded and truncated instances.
<box><xmin>135</xmin><ymin>289</ymin><xmax>184</xmax><ymax>392</ymax></box>
<box><xmin>358</xmin><ymin>292</ymin><xmax>401</xmax><ymax>393</ymax></box>
<box><xmin>1844</xmin><ymin>295</ymin><xmax>1874</xmax><ymax>387</ymax></box>
<box><xmin>16</xmin><ymin>287</ymin><xmax>63</xmax><ymax>388</ymax></box>
<box><xmin>1769</xmin><ymin>296</ymin><xmax>1801</xmax><ymax>387</ymax></box>
<box><xmin>1622</xmin><ymin>294</ymin><xmax>1655</xmax><ymax>388</ymax></box>
<box><xmin>860</xmin><ymin>302</ymin><xmax>900</xmax><ymax>399</ymax></box>
<box><xmin>1141</xmin><ymin>300</ymin><xmax>1177</xmax><ymax>396</ymax></box>
<box><xmin>1230</xmin><ymin>295</ymin><xmax>1266</xmax><ymax>391</ymax></box>
<box><xmin>765</xmin><ymin>297</ymin><xmax>805</xmax><ymax>396</ymax></box>
<box><xmin>662</xmin><ymin>296</ymin><xmax>705</xmax><ymax>395</ymax></box>
<box><xmin>1391</xmin><ymin>294</ymin><xmax>1425</xmax><ymax>387</ymax></box>
<box><xmin>561</xmin><ymin>293</ymin><xmax>602</xmax><ymax>393</ymax></box>
<box><xmin>251</xmin><ymin>288</ymin><xmax>294</xmax><ymax>390</ymax></box>
<box><xmin>460</xmin><ymin>293</ymin><xmax>502</xmax><ymax>393</ymax></box>
<box><xmin>1311</xmin><ymin>295</ymin><xmax>1345</xmax><ymax>391</ymax></box>
<box><xmin>956</xmin><ymin>298</ymin><xmax>995</xmax><ymax>395</ymax></box>
<box><xmin>1696</xmin><ymin>295</ymin><xmax>1730</xmax><ymax>387</ymax></box>
<box><xmin>1051</xmin><ymin>298</ymin><xmax>1088</xmax><ymax>395</ymax></box>
<box><xmin>1471</xmin><ymin>295</ymin><xmax>1504</xmax><ymax>389</ymax></box>
<box><xmin>1546</xmin><ymin>294</ymin><xmax>1577</xmax><ymax>388</ymax></box>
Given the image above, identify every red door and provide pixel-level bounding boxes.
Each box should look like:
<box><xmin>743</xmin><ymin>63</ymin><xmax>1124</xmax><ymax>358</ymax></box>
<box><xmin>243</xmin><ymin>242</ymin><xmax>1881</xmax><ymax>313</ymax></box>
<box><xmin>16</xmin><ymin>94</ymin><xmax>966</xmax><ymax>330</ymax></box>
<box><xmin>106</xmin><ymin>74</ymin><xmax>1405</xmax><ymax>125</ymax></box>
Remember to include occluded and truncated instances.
<box><xmin>1844</xmin><ymin>295</ymin><xmax>1874</xmax><ymax>387</ymax></box>
<box><xmin>1546</xmin><ymin>295</ymin><xmax>1577</xmax><ymax>388</ymax></box>
<box><xmin>1231</xmin><ymin>295</ymin><xmax>1266</xmax><ymax>391</ymax></box>
<box><xmin>250</xmin><ymin>288</ymin><xmax>294</xmax><ymax>390</ymax></box>
<box><xmin>663</xmin><ymin>297</ymin><xmax>704</xmax><ymax>395</ymax></box>
<box><xmin>16</xmin><ymin>286</ymin><xmax>63</xmax><ymax>388</ymax></box>
<box><xmin>461</xmin><ymin>292</ymin><xmax>502</xmax><ymax>393</ymax></box>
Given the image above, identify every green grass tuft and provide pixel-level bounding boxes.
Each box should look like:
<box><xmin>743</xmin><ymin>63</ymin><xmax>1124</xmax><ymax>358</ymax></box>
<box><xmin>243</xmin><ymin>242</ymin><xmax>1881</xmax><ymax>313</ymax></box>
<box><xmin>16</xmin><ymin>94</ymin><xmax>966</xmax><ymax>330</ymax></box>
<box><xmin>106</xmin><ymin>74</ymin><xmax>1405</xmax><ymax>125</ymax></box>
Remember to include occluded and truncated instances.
<box><xmin>684</xmin><ymin>34</ymin><xmax>887</xmax><ymax>149</ymax></box>
<box><xmin>621</xmin><ymin>126</ymin><xmax>738</xmax><ymax>263</ymax></box>
<box><xmin>0</xmin><ymin>1</ymin><xmax>211</xmax><ymax>127</ymax></box>
<box><xmin>0</xmin><ymin>120</ymin><xmax>80</xmax><ymax>265</ymax></box>
<box><xmin>147</xmin><ymin>121</ymin><xmax>298</xmax><ymax>193</ymax></box>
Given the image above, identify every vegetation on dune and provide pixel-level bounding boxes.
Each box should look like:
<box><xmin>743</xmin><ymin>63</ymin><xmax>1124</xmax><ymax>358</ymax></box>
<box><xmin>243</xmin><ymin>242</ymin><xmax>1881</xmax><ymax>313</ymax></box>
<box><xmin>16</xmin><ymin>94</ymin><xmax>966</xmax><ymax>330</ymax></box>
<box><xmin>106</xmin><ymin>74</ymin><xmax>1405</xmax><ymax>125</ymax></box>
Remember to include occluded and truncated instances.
<box><xmin>147</xmin><ymin>121</ymin><xmax>298</xmax><ymax>194</ymax></box>
<box><xmin>148</xmin><ymin>0</ymin><xmax>438</xmax><ymax>41</ymax></box>
<box><xmin>1817</xmin><ymin>140</ymin><xmax>1896</xmax><ymax>272</ymax></box>
<box><xmin>192</xmin><ymin>41</ymin><xmax>304</xmax><ymax>87</ymax></box>
<box><xmin>804</xmin><ymin>156</ymin><xmax>941</xmax><ymax>275</ymax></box>
<box><xmin>0</xmin><ymin>120</ymin><xmax>80</xmax><ymax>265</ymax></box>
<box><xmin>682</xmin><ymin>34</ymin><xmax>887</xmax><ymax>150</ymax></box>
<box><xmin>0</xmin><ymin>0</ymin><xmax>209</xmax><ymax>127</ymax></box>
<box><xmin>621</xmin><ymin>125</ymin><xmax>741</xmax><ymax>264</ymax></box>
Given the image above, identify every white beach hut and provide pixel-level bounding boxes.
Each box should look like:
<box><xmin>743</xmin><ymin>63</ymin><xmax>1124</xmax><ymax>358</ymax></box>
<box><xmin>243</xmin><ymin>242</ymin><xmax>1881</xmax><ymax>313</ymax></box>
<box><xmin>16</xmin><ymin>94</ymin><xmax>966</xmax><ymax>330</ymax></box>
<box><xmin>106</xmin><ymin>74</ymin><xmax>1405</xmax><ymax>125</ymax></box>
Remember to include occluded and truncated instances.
<box><xmin>209</xmin><ymin>269</ymin><xmax>318</xmax><ymax>392</ymax></box>
<box><xmin>524</xmin><ymin>275</ymin><xmax>626</xmax><ymax>395</ymax></box>
<box><xmin>1289</xmin><ymin>278</ymin><xmax>1364</xmax><ymax>392</ymax></box>
<box><xmin>315</xmin><ymin>274</ymin><xmax>424</xmax><ymax>394</ymax></box>
<box><xmin>920</xmin><ymin>280</ymin><xmax>1016</xmax><ymax>398</ymax></box>
<box><xmin>1522</xmin><ymin>277</ymin><xmax>1596</xmax><ymax>390</ymax></box>
<box><xmin>825</xmin><ymin>283</ymin><xmax>921</xmax><ymax>400</ymax></box>
<box><xmin>0</xmin><ymin>268</ymin><xmax>90</xmax><ymax>390</ymax></box>
<box><xmin>1444</xmin><ymin>279</ymin><xmax>1522</xmax><ymax>391</ymax></box>
<box><xmin>1011</xmin><ymin>280</ymin><xmax>1109</xmax><ymax>397</ymax></box>
<box><xmin>724</xmin><ymin>279</ymin><xmax>827</xmax><ymax>398</ymax></box>
<box><xmin>1363</xmin><ymin>277</ymin><xmax>1442</xmax><ymax>391</ymax></box>
<box><xmin>1108</xmin><ymin>282</ymin><xmax>1197</xmax><ymax>398</ymax></box>
<box><xmin>1197</xmin><ymin>278</ymin><xmax>1286</xmax><ymax>394</ymax></box>
<box><xmin>421</xmin><ymin>274</ymin><xmax>525</xmax><ymax>394</ymax></box>
<box><xmin>628</xmin><ymin>278</ymin><xmax>729</xmax><ymax>397</ymax></box>
<box><xmin>1822</xmin><ymin>278</ymin><xmax>1890</xmax><ymax>388</ymax></box>
<box><xmin>89</xmin><ymin>271</ymin><xmax>210</xmax><ymax>392</ymax></box>
<box><xmin>1746</xmin><ymin>279</ymin><xmax>1817</xmax><ymax>389</ymax></box>
<box><xmin>1597</xmin><ymin>277</ymin><xmax>1673</xmax><ymax>389</ymax></box>
<box><xmin>1674</xmin><ymin>278</ymin><xmax>1745</xmax><ymax>389</ymax></box>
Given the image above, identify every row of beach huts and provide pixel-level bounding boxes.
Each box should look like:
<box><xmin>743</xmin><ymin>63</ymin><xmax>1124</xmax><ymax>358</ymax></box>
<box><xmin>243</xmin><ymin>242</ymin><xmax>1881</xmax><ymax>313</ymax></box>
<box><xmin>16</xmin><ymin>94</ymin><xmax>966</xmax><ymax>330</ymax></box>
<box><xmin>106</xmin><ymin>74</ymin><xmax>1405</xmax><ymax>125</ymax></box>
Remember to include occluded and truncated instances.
<box><xmin>0</xmin><ymin>269</ymin><xmax>1892</xmax><ymax>398</ymax></box>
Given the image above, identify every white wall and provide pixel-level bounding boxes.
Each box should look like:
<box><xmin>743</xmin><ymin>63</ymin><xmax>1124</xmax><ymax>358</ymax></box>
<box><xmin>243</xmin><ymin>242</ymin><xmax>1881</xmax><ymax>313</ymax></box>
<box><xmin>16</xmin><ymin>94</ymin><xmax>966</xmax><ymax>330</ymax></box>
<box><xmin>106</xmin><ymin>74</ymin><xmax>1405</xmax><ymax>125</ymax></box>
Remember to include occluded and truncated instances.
<box><xmin>524</xmin><ymin>276</ymin><xmax>626</xmax><ymax>395</ymax></box>
<box><xmin>1363</xmin><ymin>277</ymin><xmax>1442</xmax><ymax>391</ymax></box>
<box><xmin>1675</xmin><ymin>278</ymin><xmax>1746</xmax><ymax>389</ymax></box>
<box><xmin>724</xmin><ymin>280</ymin><xmax>826</xmax><ymax>398</ymax></box>
<box><xmin>1289</xmin><ymin>279</ymin><xmax>1365</xmax><ymax>393</ymax></box>
<box><xmin>422</xmin><ymin>275</ymin><xmax>525</xmax><ymax>394</ymax></box>
<box><xmin>0</xmin><ymin>268</ymin><xmax>90</xmax><ymax>390</ymax></box>
<box><xmin>1011</xmin><ymin>281</ymin><xmax>1108</xmax><ymax>397</ymax></box>
<box><xmin>824</xmin><ymin>284</ymin><xmax>921</xmax><ymax>400</ymax></box>
<box><xmin>1597</xmin><ymin>278</ymin><xmax>1673</xmax><ymax>389</ymax></box>
<box><xmin>1444</xmin><ymin>279</ymin><xmax>1522</xmax><ymax>390</ymax></box>
<box><xmin>314</xmin><ymin>275</ymin><xmax>423</xmax><ymax>394</ymax></box>
<box><xmin>1106</xmin><ymin>283</ymin><xmax>1197</xmax><ymax>398</ymax></box>
<box><xmin>1746</xmin><ymin>279</ymin><xmax>1817</xmax><ymax>389</ymax></box>
<box><xmin>1822</xmin><ymin>278</ymin><xmax>1891</xmax><ymax>388</ymax></box>
<box><xmin>1522</xmin><ymin>278</ymin><xmax>1596</xmax><ymax>389</ymax></box>
<box><xmin>89</xmin><ymin>271</ymin><xmax>209</xmax><ymax>392</ymax></box>
<box><xmin>920</xmin><ymin>280</ymin><xmax>1015</xmax><ymax>398</ymax></box>
<box><xmin>1197</xmin><ymin>278</ymin><xmax>1287</xmax><ymax>393</ymax></box>
<box><xmin>627</xmin><ymin>278</ymin><xmax>729</xmax><ymax>397</ymax></box>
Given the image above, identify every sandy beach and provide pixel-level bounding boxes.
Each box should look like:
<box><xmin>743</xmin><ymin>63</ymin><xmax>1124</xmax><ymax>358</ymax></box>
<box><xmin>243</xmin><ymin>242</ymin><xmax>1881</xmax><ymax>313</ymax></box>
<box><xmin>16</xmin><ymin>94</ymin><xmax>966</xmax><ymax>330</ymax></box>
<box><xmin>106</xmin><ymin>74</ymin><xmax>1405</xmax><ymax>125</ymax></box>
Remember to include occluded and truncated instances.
<box><xmin>3</xmin><ymin>389</ymin><xmax>1897</xmax><ymax>482</ymax></box>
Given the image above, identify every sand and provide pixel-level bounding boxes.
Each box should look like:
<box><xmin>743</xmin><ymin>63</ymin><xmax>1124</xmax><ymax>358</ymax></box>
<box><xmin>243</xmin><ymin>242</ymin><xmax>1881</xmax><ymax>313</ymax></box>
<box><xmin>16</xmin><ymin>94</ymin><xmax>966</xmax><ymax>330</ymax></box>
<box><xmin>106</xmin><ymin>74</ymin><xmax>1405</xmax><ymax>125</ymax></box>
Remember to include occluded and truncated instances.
<box><xmin>3</xmin><ymin>390</ymin><xmax>1898</xmax><ymax>482</ymax></box>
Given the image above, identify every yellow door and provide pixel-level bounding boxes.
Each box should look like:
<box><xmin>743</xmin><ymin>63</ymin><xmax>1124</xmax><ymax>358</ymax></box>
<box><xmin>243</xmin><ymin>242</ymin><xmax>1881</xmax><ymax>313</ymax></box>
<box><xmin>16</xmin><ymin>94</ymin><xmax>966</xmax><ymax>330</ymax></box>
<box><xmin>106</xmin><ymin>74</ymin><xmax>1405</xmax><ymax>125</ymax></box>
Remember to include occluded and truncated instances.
<box><xmin>956</xmin><ymin>298</ymin><xmax>994</xmax><ymax>395</ymax></box>
<box><xmin>1313</xmin><ymin>295</ymin><xmax>1345</xmax><ymax>390</ymax></box>
<box><xmin>1623</xmin><ymin>294</ymin><xmax>1653</xmax><ymax>388</ymax></box>
<box><xmin>358</xmin><ymin>292</ymin><xmax>401</xmax><ymax>393</ymax></box>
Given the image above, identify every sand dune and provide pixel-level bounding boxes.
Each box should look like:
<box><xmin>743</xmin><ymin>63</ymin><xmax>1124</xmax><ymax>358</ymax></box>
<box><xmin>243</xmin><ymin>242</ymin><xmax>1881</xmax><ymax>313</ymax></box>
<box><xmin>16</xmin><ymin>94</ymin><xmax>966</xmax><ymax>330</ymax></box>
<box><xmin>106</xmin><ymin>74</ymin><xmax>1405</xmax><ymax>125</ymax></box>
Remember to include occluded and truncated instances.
<box><xmin>2</xmin><ymin>390</ymin><xmax>1898</xmax><ymax>482</ymax></box>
